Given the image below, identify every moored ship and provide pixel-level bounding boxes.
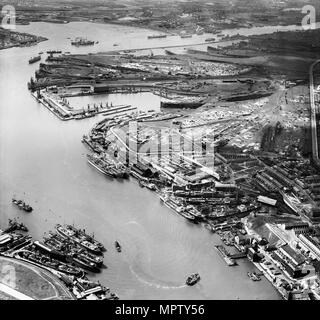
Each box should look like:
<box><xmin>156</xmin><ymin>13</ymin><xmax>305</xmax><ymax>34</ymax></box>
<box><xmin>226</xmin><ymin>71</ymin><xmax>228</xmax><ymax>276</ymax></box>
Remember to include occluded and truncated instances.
<box><xmin>71</xmin><ymin>37</ymin><xmax>95</xmax><ymax>46</ymax></box>
<box><xmin>68</xmin><ymin>254</ymin><xmax>101</xmax><ymax>273</ymax></box>
<box><xmin>87</xmin><ymin>154</ymin><xmax>129</xmax><ymax>179</ymax></box>
<box><xmin>16</xmin><ymin>250</ymin><xmax>83</xmax><ymax>276</ymax></box>
<box><xmin>28</xmin><ymin>56</ymin><xmax>41</xmax><ymax>64</ymax></box>
<box><xmin>87</xmin><ymin>154</ymin><xmax>114</xmax><ymax>178</ymax></box>
<box><xmin>56</xmin><ymin>224</ymin><xmax>102</xmax><ymax>255</ymax></box>
<box><xmin>147</xmin><ymin>34</ymin><xmax>167</xmax><ymax>39</ymax></box>
<box><xmin>78</xmin><ymin>250</ymin><xmax>103</xmax><ymax>267</ymax></box>
<box><xmin>205</xmin><ymin>38</ymin><xmax>217</xmax><ymax>42</ymax></box>
<box><xmin>160</xmin><ymin>99</ymin><xmax>204</xmax><ymax>109</ymax></box>
<box><xmin>42</xmin><ymin>234</ymin><xmax>104</xmax><ymax>269</ymax></box>
<box><xmin>46</xmin><ymin>50</ymin><xmax>62</xmax><ymax>54</ymax></box>
<box><xmin>33</xmin><ymin>240</ymin><xmax>66</xmax><ymax>260</ymax></box>
<box><xmin>67</xmin><ymin>224</ymin><xmax>106</xmax><ymax>252</ymax></box>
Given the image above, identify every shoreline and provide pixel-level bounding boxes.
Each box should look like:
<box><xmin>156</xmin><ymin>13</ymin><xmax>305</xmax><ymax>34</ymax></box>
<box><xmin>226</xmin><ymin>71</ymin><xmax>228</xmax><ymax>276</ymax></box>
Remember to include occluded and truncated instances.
<box><xmin>0</xmin><ymin>27</ymin><xmax>48</xmax><ymax>51</ymax></box>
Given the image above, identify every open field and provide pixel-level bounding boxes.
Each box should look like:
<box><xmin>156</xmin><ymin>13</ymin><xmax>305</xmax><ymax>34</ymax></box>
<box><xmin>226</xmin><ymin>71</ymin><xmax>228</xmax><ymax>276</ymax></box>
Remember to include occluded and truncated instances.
<box><xmin>0</xmin><ymin>256</ymin><xmax>74</xmax><ymax>300</ymax></box>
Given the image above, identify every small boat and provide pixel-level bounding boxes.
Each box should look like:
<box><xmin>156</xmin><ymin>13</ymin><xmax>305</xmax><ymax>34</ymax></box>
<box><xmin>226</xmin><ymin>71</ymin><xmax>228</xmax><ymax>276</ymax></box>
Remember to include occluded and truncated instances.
<box><xmin>12</xmin><ymin>198</ymin><xmax>33</xmax><ymax>212</ymax></box>
<box><xmin>115</xmin><ymin>241</ymin><xmax>121</xmax><ymax>252</ymax></box>
<box><xmin>139</xmin><ymin>180</ymin><xmax>146</xmax><ymax>188</ymax></box>
<box><xmin>186</xmin><ymin>273</ymin><xmax>200</xmax><ymax>286</ymax></box>
<box><xmin>146</xmin><ymin>183</ymin><xmax>157</xmax><ymax>191</ymax></box>
<box><xmin>247</xmin><ymin>272</ymin><xmax>261</xmax><ymax>281</ymax></box>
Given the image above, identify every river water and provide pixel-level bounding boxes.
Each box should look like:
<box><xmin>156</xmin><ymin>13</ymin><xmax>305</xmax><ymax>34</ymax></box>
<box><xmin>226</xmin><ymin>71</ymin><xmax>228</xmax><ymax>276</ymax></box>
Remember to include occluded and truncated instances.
<box><xmin>0</xmin><ymin>21</ymin><xmax>296</xmax><ymax>299</ymax></box>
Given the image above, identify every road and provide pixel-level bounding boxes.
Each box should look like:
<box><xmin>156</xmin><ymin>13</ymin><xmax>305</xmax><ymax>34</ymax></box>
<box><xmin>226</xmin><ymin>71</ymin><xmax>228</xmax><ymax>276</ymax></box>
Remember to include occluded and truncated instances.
<box><xmin>309</xmin><ymin>60</ymin><xmax>320</xmax><ymax>168</ymax></box>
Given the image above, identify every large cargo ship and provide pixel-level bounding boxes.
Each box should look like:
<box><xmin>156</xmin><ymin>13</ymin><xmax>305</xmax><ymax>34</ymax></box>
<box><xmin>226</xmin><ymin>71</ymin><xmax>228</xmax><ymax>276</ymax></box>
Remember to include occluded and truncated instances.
<box><xmin>28</xmin><ymin>56</ymin><xmax>41</xmax><ymax>64</ymax></box>
<box><xmin>147</xmin><ymin>34</ymin><xmax>167</xmax><ymax>39</ymax></box>
<box><xmin>160</xmin><ymin>99</ymin><xmax>204</xmax><ymax>109</ymax></box>
<box><xmin>46</xmin><ymin>50</ymin><xmax>62</xmax><ymax>54</ymax></box>
<box><xmin>68</xmin><ymin>254</ymin><xmax>101</xmax><ymax>273</ymax></box>
<box><xmin>87</xmin><ymin>154</ymin><xmax>117</xmax><ymax>178</ymax></box>
<box><xmin>67</xmin><ymin>224</ymin><xmax>106</xmax><ymax>252</ymax></box>
<box><xmin>16</xmin><ymin>250</ymin><xmax>83</xmax><ymax>276</ymax></box>
<box><xmin>56</xmin><ymin>224</ymin><xmax>102</xmax><ymax>255</ymax></box>
<box><xmin>71</xmin><ymin>37</ymin><xmax>95</xmax><ymax>46</ymax></box>
<box><xmin>33</xmin><ymin>240</ymin><xmax>66</xmax><ymax>260</ymax></box>
<box><xmin>87</xmin><ymin>154</ymin><xmax>129</xmax><ymax>179</ymax></box>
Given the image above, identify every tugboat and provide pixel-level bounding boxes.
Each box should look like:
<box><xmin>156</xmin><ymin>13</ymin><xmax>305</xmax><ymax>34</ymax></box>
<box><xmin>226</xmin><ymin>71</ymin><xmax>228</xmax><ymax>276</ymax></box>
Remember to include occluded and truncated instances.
<box><xmin>186</xmin><ymin>273</ymin><xmax>200</xmax><ymax>286</ymax></box>
<box><xmin>115</xmin><ymin>241</ymin><xmax>121</xmax><ymax>252</ymax></box>
<box><xmin>12</xmin><ymin>198</ymin><xmax>33</xmax><ymax>212</ymax></box>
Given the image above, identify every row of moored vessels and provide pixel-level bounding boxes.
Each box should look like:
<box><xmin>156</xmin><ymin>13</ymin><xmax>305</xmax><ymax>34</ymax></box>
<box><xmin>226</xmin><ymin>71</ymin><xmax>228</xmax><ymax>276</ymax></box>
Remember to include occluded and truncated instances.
<box><xmin>16</xmin><ymin>249</ymin><xmax>84</xmax><ymax>276</ymax></box>
<box><xmin>14</xmin><ymin>224</ymin><xmax>106</xmax><ymax>274</ymax></box>
<box><xmin>55</xmin><ymin>224</ymin><xmax>105</xmax><ymax>255</ymax></box>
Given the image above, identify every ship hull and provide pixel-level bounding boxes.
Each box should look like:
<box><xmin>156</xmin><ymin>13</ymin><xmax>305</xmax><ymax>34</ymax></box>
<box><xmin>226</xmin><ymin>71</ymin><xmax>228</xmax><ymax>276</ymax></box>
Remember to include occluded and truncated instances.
<box><xmin>87</xmin><ymin>159</ymin><xmax>114</xmax><ymax>178</ymax></box>
<box><xmin>160</xmin><ymin>101</ymin><xmax>203</xmax><ymax>109</ymax></box>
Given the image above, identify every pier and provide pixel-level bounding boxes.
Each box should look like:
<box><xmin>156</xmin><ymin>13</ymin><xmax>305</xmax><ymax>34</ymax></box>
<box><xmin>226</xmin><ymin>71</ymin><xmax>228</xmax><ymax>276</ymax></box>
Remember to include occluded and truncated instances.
<box><xmin>31</xmin><ymin>90</ymin><xmax>137</xmax><ymax>121</ymax></box>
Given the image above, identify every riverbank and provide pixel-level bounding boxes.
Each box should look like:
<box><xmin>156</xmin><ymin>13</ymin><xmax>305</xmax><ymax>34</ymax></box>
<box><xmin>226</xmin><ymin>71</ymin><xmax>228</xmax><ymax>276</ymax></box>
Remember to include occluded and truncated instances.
<box><xmin>0</xmin><ymin>27</ymin><xmax>47</xmax><ymax>51</ymax></box>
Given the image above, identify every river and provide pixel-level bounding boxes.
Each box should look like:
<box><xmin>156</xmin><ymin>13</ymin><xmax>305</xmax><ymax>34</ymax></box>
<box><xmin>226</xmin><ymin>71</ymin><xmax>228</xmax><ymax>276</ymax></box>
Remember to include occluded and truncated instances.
<box><xmin>0</xmin><ymin>21</ymin><xmax>292</xmax><ymax>299</ymax></box>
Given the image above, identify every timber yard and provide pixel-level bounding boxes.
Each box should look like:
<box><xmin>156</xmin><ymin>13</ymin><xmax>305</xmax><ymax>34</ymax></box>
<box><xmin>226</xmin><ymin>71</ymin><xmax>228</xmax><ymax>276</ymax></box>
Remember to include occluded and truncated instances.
<box><xmin>1</xmin><ymin>0</ymin><xmax>320</xmax><ymax>301</ymax></box>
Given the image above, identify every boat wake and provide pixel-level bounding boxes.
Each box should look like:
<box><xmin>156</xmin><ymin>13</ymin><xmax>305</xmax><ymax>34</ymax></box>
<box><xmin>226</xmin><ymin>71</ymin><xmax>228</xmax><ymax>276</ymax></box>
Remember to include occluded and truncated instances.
<box><xmin>129</xmin><ymin>265</ymin><xmax>187</xmax><ymax>290</ymax></box>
